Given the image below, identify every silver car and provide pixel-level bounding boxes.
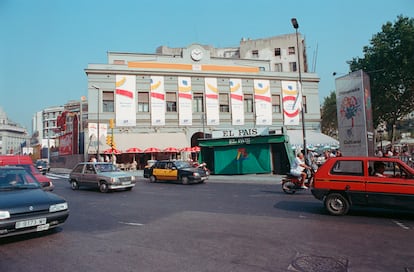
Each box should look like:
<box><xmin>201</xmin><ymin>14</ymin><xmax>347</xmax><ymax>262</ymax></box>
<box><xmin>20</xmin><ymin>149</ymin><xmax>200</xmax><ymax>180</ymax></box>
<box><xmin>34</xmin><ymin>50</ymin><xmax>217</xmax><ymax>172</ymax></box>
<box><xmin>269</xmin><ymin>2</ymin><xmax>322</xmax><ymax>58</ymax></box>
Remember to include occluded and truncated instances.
<box><xmin>69</xmin><ymin>162</ymin><xmax>136</xmax><ymax>193</ymax></box>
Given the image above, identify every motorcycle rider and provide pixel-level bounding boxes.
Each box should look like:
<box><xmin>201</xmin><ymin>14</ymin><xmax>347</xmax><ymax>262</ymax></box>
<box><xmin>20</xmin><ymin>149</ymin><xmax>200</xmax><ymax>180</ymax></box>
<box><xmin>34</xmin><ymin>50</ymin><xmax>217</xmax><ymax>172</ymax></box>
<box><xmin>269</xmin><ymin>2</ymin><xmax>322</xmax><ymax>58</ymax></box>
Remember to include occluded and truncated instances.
<box><xmin>290</xmin><ymin>152</ymin><xmax>312</xmax><ymax>189</ymax></box>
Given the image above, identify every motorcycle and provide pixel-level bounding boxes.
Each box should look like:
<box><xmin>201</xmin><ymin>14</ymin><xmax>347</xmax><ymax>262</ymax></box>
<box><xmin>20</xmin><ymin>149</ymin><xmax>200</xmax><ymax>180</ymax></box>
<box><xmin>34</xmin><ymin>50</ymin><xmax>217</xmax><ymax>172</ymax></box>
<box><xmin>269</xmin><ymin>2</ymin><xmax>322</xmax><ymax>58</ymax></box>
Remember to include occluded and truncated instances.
<box><xmin>282</xmin><ymin>168</ymin><xmax>315</xmax><ymax>194</ymax></box>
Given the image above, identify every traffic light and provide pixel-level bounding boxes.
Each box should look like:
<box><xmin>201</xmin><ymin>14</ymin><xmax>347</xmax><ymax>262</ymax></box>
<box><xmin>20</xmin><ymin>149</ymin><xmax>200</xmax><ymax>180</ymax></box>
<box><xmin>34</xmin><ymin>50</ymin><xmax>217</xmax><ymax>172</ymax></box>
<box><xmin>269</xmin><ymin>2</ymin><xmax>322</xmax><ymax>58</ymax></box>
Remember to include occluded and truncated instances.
<box><xmin>109</xmin><ymin>119</ymin><xmax>114</xmax><ymax>129</ymax></box>
<box><xmin>106</xmin><ymin>135</ymin><xmax>112</xmax><ymax>146</ymax></box>
<box><xmin>111</xmin><ymin>140</ymin><xmax>116</xmax><ymax>149</ymax></box>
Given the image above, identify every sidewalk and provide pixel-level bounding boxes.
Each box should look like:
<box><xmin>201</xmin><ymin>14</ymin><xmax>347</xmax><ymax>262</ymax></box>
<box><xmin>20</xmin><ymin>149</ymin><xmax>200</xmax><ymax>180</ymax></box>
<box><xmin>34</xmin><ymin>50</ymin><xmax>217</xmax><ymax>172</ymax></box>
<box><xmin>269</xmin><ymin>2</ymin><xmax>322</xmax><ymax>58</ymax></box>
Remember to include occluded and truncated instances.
<box><xmin>51</xmin><ymin>168</ymin><xmax>283</xmax><ymax>185</ymax></box>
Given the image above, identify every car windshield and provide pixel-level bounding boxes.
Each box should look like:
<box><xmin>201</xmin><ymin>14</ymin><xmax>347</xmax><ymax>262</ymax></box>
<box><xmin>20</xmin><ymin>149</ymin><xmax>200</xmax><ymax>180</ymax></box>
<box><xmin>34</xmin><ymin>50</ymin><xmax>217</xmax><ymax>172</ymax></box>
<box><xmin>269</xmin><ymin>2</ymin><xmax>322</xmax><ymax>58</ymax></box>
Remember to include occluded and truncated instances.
<box><xmin>174</xmin><ymin>161</ymin><xmax>192</xmax><ymax>169</ymax></box>
<box><xmin>95</xmin><ymin>163</ymin><xmax>119</xmax><ymax>173</ymax></box>
<box><xmin>0</xmin><ymin>169</ymin><xmax>41</xmax><ymax>190</ymax></box>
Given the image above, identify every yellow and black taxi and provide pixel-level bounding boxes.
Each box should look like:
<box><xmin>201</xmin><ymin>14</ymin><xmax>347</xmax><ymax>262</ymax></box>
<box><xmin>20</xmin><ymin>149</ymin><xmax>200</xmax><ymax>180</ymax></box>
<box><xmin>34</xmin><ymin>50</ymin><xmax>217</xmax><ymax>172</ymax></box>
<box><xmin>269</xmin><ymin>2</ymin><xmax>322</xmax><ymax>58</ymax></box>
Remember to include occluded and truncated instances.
<box><xmin>143</xmin><ymin>160</ymin><xmax>208</xmax><ymax>184</ymax></box>
<box><xmin>311</xmin><ymin>156</ymin><xmax>414</xmax><ymax>215</ymax></box>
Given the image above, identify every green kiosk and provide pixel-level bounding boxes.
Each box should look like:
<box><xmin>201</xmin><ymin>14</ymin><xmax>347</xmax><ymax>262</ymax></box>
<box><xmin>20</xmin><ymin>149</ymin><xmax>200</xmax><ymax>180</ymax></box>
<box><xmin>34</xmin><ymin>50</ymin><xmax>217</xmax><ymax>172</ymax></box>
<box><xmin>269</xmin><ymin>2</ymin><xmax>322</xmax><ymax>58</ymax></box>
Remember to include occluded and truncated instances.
<box><xmin>198</xmin><ymin>128</ymin><xmax>295</xmax><ymax>175</ymax></box>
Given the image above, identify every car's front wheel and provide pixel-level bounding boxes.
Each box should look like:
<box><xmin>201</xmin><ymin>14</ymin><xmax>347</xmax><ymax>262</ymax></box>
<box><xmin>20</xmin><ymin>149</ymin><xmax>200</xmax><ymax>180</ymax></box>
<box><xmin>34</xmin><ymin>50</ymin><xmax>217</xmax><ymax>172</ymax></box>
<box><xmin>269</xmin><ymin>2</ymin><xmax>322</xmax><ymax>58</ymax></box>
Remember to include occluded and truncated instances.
<box><xmin>99</xmin><ymin>181</ymin><xmax>109</xmax><ymax>193</ymax></box>
<box><xmin>149</xmin><ymin>175</ymin><xmax>156</xmax><ymax>183</ymax></box>
<box><xmin>324</xmin><ymin>193</ymin><xmax>350</xmax><ymax>216</ymax></box>
<box><xmin>70</xmin><ymin>180</ymin><xmax>79</xmax><ymax>190</ymax></box>
<box><xmin>181</xmin><ymin>176</ymin><xmax>189</xmax><ymax>185</ymax></box>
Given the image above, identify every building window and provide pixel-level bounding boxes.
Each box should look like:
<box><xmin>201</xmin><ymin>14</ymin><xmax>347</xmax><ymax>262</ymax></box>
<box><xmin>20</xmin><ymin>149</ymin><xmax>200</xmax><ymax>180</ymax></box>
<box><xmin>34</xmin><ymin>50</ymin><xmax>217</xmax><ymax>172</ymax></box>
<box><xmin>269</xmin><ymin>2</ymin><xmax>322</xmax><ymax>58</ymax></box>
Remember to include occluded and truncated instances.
<box><xmin>252</xmin><ymin>50</ymin><xmax>259</xmax><ymax>58</ymax></box>
<box><xmin>138</xmin><ymin>92</ymin><xmax>149</xmax><ymax>112</ymax></box>
<box><xmin>289</xmin><ymin>62</ymin><xmax>297</xmax><ymax>72</ymax></box>
<box><xmin>274</xmin><ymin>63</ymin><xmax>282</xmax><ymax>72</ymax></box>
<box><xmin>103</xmin><ymin>91</ymin><xmax>114</xmax><ymax>112</ymax></box>
<box><xmin>166</xmin><ymin>92</ymin><xmax>177</xmax><ymax>112</ymax></box>
<box><xmin>274</xmin><ymin>48</ymin><xmax>281</xmax><ymax>56</ymax></box>
<box><xmin>288</xmin><ymin>46</ymin><xmax>295</xmax><ymax>55</ymax></box>
<box><xmin>193</xmin><ymin>93</ymin><xmax>204</xmax><ymax>113</ymax></box>
<box><xmin>259</xmin><ymin>67</ymin><xmax>265</xmax><ymax>71</ymax></box>
<box><xmin>272</xmin><ymin>95</ymin><xmax>281</xmax><ymax>113</ymax></box>
<box><xmin>244</xmin><ymin>94</ymin><xmax>253</xmax><ymax>113</ymax></box>
<box><xmin>219</xmin><ymin>94</ymin><xmax>229</xmax><ymax>112</ymax></box>
<box><xmin>303</xmin><ymin>96</ymin><xmax>307</xmax><ymax>113</ymax></box>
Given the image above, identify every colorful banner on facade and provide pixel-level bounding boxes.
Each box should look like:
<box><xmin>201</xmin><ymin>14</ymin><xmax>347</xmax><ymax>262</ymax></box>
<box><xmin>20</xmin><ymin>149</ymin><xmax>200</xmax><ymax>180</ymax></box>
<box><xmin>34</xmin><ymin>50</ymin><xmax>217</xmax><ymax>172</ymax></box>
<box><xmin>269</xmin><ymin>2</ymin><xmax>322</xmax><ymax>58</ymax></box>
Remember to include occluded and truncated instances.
<box><xmin>178</xmin><ymin>77</ymin><xmax>192</xmax><ymax>126</ymax></box>
<box><xmin>281</xmin><ymin>81</ymin><xmax>301</xmax><ymax>126</ymax></box>
<box><xmin>230</xmin><ymin>78</ymin><xmax>244</xmax><ymax>126</ymax></box>
<box><xmin>253</xmin><ymin>79</ymin><xmax>271</xmax><ymax>125</ymax></box>
<box><xmin>204</xmin><ymin>78</ymin><xmax>219</xmax><ymax>125</ymax></box>
<box><xmin>115</xmin><ymin>75</ymin><xmax>136</xmax><ymax>127</ymax></box>
<box><xmin>150</xmin><ymin>76</ymin><xmax>165</xmax><ymax>126</ymax></box>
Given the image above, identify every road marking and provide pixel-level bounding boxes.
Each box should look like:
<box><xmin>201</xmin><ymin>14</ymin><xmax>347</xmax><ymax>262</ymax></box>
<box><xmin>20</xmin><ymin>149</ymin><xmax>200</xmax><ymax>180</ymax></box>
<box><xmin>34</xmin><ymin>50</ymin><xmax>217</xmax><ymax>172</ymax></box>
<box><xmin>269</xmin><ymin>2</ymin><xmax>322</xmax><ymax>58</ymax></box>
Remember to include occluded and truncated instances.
<box><xmin>392</xmin><ymin>220</ymin><xmax>410</xmax><ymax>230</ymax></box>
<box><xmin>119</xmin><ymin>221</ymin><xmax>144</xmax><ymax>226</ymax></box>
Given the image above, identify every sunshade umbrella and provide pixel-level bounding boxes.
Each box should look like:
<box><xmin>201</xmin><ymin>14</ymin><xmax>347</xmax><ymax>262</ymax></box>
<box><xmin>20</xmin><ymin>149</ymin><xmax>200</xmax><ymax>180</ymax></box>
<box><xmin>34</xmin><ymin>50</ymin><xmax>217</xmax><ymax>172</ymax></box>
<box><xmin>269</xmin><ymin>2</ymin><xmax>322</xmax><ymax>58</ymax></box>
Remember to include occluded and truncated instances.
<box><xmin>144</xmin><ymin>147</ymin><xmax>161</xmax><ymax>160</ymax></box>
<box><xmin>126</xmin><ymin>147</ymin><xmax>143</xmax><ymax>153</ymax></box>
<box><xmin>191</xmin><ymin>146</ymin><xmax>200</xmax><ymax>152</ymax></box>
<box><xmin>103</xmin><ymin>148</ymin><xmax>122</xmax><ymax>155</ymax></box>
<box><xmin>144</xmin><ymin>147</ymin><xmax>161</xmax><ymax>153</ymax></box>
<box><xmin>180</xmin><ymin>147</ymin><xmax>193</xmax><ymax>152</ymax></box>
<box><xmin>163</xmin><ymin>147</ymin><xmax>179</xmax><ymax>152</ymax></box>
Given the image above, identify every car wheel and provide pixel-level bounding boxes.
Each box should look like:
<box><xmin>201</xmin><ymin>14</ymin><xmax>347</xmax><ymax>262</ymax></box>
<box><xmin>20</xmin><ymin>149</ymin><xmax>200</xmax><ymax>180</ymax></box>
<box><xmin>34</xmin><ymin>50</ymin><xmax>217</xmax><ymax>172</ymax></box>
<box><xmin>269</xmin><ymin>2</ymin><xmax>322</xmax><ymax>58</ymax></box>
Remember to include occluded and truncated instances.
<box><xmin>149</xmin><ymin>175</ymin><xmax>156</xmax><ymax>183</ymax></box>
<box><xmin>181</xmin><ymin>176</ymin><xmax>189</xmax><ymax>185</ymax></box>
<box><xmin>324</xmin><ymin>193</ymin><xmax>350</xmax><ymax>216</ymax></box>
<box><xmin>99</xmin><ymin>182</ymin><xmax>109</xmax><ymax>193</ymax></box>
<box><xmin>71</xmin><ymin>180</ymin><xmax>79</xmax><ymax>190</ymax></box>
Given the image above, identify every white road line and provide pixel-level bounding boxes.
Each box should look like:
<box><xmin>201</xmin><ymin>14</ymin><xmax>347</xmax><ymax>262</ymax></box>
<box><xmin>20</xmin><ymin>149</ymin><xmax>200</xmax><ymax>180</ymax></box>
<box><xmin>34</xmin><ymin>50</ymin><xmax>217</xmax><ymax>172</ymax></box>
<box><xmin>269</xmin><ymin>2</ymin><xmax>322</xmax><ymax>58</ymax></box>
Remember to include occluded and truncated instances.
<box><xmin>392</xmin><ymin>220</ymin><xmax>410</xmax><ymax>230</ymax></box>
<box><xmin>119</xmin><ymin>221</ymin><xmax>144</xmax><ymax>226</ymax></box>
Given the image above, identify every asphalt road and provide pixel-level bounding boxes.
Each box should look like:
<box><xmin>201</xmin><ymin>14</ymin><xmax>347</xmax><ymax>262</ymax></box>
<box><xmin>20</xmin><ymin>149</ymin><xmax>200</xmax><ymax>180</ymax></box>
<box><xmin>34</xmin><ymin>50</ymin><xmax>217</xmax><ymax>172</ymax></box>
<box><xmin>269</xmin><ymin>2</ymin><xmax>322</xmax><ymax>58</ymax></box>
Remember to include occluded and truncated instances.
<box><xmin>1</xmin><ymin>174</ymin><xmax>414</xmax><ymax>272</ymax></box>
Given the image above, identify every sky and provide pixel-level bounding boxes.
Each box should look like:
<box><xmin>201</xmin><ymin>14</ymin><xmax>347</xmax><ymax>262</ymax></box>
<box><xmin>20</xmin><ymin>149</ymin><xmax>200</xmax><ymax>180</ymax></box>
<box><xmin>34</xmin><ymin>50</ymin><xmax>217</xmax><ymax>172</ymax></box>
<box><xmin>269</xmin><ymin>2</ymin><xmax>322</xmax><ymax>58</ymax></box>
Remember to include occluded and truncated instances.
<box><xmin>0</xmin><ymin>0</ymin><xmax>413</xmax><ymax>132</ymax></box>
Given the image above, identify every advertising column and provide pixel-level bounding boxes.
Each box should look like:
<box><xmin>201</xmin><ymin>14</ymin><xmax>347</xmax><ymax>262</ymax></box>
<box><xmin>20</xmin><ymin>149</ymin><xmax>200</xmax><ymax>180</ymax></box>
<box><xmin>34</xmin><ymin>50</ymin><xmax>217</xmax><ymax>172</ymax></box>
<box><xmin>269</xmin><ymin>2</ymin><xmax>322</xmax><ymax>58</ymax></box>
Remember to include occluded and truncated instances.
<box><xmin>335</xmin><ymin>70</ymin><xmax>374</xmax><ymax>156</ymax></box>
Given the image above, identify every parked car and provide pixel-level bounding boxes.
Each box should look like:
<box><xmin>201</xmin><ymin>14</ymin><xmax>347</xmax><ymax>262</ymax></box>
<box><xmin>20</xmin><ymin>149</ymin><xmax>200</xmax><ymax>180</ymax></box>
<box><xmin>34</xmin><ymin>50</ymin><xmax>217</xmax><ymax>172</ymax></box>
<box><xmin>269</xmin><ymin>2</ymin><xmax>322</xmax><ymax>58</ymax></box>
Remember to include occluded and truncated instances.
<box><xmin>0</xmin><ymin>155</ymin><xmax>54</xmax><ymax>191</ymax></box>
<box><xmin>0</xmin><ymin>166</ymin><xmax>69</xmax><ymax>238</ymax></box>
<box><xmin>143</xmin><ymin>160</ymin><xmax>208</xmax><ymax>184</ymax></box>
<box><xmin>311</xmin><ymin>156</ymin><xmax>414</xmax><ymax>215</ymax></box>
<box><xmin>35</xmin><ymin>159</ymin><xmax>50</xmax><ymax>174</ymax></box>
<box><xmin>69</xmin><ymin>162</ymin><xmax>137</xmax><ymax>193</ymax></box>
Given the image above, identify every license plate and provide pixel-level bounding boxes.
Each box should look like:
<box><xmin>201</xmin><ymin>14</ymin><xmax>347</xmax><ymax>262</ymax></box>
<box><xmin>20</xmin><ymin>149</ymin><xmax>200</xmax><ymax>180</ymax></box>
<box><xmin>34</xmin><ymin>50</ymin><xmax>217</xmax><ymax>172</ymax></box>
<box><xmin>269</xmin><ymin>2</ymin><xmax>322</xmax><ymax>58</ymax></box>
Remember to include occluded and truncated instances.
<box><xmin>122</xmin><ymin>181</ymin><xmax>131</xmax><ymax>185</ymax></box>
<box><xmin>36</xmin><ymin>224</ymin><xmax>50</xmax><ymax>231</ymax></box>
<box><xmin>15</xmin><ymin>218</ymin><xmax>47</xmax><ymax>229</ymax></box>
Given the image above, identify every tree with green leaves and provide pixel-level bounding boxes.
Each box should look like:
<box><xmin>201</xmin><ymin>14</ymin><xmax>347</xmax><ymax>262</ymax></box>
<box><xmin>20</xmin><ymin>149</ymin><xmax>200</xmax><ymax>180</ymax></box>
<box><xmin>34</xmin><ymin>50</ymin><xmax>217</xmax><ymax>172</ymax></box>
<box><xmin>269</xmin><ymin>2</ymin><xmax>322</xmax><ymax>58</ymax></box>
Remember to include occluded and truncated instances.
<box><xmin>348</xmin><ymin>15</ymin><xmax>414</xmax><ymax>133</ymax></box>
<box><xmin>320</xmin><ymin>91</ymin><xmax>338</xmax><ymax>139</ymax></box>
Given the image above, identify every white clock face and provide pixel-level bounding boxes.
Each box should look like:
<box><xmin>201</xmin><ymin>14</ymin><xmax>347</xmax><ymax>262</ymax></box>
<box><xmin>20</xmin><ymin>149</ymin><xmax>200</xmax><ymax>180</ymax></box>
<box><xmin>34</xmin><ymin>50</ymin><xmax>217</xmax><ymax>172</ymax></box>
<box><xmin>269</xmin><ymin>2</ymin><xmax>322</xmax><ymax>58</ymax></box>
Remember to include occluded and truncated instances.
<box><xmin>191</xmin><ymin>48</ymin><xmax>203</xmax><ymax>61</ymax></box>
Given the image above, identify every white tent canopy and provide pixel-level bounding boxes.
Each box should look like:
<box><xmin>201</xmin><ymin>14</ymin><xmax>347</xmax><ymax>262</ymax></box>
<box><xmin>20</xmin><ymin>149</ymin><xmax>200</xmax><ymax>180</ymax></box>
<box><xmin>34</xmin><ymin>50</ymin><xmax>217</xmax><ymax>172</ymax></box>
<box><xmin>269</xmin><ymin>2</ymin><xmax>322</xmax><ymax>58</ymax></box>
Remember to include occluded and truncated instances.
<box><xmin>286</xmin><ymin>130</ymin><xmax>339</xmax><ymax>148</ymax></box>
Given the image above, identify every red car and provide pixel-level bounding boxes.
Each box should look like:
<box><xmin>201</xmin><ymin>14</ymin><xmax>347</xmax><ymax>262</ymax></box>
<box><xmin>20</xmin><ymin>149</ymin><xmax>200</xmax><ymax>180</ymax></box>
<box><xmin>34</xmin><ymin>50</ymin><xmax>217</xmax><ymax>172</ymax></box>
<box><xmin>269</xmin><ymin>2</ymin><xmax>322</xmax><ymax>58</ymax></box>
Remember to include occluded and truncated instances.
<box><xmin>311</xmin><ymin>156</ymin><xmax>414</xmax><ymax>215</ymax></box>
<box><xmin>0</xmin><ymin>155</ymin><xmax>54</xmax><ymax>191</ymax></box>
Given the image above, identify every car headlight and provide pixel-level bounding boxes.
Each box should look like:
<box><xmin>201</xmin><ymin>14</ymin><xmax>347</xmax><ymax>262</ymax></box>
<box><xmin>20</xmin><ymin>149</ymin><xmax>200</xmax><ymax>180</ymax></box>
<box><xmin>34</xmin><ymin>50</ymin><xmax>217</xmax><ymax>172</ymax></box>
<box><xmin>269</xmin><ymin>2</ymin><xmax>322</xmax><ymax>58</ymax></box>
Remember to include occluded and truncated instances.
<box><xmin>193</xmin><ymin>172</ymin><xmax>200</xmax><ymax>177</ymax></box>
<box><xmin>49</xmin><ymin>202</ymin><xmax>68</xmax><ymax>212</ymax></box>
<box><xmin>131</xmin><ymin>176</ymin><xmax>136</xmax><ymax>181</ymax></box>
<box><xmin>0</xmin><ymin>211</ymin><xmax>10</xmax><ymax>219</ymax></box>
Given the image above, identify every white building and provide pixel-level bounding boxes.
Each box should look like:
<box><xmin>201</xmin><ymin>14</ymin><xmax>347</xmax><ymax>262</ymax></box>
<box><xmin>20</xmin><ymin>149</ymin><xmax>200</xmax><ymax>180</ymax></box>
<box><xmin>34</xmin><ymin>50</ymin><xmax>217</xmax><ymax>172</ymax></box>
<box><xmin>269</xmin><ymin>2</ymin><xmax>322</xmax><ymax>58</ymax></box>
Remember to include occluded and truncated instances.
<box><xmin>83</xmin><ymin>35</ymin><xmax>325</xmax><ymax>156</ymax></box>
<box><xmin>0</xmin><ymin>107</ymin><xmax>29</xmax><ymax>155</ymax></box>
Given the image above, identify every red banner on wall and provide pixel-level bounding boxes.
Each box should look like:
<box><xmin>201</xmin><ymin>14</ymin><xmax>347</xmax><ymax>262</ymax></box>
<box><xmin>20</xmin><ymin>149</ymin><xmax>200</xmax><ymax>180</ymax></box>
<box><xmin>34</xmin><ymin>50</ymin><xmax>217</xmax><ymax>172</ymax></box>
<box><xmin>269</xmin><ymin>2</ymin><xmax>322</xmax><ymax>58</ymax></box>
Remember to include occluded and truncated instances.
<box><xmin>59</xmin><ymin>132</ymin><xmax>73</xmax><ymax>155</ymax></box>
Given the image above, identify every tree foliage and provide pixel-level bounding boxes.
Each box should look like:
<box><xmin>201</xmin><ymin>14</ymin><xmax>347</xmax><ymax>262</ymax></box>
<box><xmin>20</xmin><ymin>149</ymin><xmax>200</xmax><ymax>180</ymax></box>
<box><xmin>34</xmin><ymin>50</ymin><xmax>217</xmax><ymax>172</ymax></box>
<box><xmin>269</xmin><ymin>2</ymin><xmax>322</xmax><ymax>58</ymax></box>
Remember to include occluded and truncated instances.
<box><xmin>348</xmin><ymin>15</ymin><xmax>414</xmax><ymax>129</ymax></box>
<box><xmin>320</xmin><ymin>91</ymin><xmax>338</xmax><ymax>138</ymax></box>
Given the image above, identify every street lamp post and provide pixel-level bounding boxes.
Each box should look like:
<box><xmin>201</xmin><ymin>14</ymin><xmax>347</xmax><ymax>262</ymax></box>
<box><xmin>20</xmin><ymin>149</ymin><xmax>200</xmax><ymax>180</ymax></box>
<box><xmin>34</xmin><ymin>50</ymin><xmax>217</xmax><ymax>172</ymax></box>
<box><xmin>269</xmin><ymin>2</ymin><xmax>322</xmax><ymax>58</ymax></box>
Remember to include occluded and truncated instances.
<box><xmin>92</xmin><ymin>85</ymin><xmax>100</xmax><ymax>160</ymax></box>
<box><xmin>291</xmin><ymin>18</ymin><xmax>307</xmax><ymax>157</ymax></box>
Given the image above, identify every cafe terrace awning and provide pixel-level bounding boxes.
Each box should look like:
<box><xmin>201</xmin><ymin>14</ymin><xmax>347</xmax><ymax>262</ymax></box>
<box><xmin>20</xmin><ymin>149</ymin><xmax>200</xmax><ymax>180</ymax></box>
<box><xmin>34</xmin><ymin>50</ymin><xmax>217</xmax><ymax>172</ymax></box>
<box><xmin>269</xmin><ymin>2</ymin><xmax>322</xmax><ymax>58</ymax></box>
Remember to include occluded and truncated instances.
<box><xmin>286</xmin><ymin>130</ymin><xmax>339</xmax><ymax>147</ymax></box>
<box><xmin>115</xmin><ymin>132</ymin><xmax>189</xmax><ymax>151</ymax></box>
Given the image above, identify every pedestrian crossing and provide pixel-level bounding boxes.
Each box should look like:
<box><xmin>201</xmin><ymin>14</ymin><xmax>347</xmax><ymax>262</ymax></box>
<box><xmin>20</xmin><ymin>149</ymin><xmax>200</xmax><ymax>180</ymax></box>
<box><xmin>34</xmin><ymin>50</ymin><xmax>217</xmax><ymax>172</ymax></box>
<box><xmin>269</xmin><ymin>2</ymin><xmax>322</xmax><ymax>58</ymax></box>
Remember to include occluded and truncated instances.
<box><xmin>46</xmin><ymin>173</ymin><xmax>69</xmax><ymax>180</ymax></box>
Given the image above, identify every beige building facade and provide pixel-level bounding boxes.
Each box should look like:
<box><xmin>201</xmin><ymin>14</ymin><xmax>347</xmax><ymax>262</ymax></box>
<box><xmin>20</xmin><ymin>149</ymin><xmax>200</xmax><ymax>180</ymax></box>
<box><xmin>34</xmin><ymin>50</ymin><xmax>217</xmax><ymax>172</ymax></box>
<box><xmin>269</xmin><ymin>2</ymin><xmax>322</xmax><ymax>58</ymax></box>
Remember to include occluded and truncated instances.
<box><xmin>84</xmin><ymin>35</ymin><xmax>321</xmax><ymax>156</ymax></box>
